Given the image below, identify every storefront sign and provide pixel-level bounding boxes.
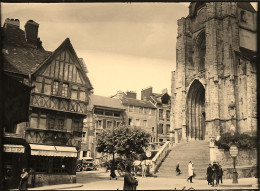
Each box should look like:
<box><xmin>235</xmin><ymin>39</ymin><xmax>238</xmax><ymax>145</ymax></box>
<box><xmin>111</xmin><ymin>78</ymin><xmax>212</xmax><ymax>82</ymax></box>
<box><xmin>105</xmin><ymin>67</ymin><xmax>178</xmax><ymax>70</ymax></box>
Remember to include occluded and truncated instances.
<box><xmin>3</xmin><ymin>144</ymin><xmax>25</xmax><ymax>153</ymax></box>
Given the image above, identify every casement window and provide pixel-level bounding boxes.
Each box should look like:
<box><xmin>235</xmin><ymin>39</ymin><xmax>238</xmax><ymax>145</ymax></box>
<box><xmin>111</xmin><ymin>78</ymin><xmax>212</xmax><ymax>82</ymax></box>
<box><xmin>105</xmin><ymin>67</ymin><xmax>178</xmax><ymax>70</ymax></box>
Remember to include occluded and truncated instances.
<box><xmin>43</xmin><ymin>78</ymin><xmax>52</xmax><ymax>95</ymax></box>
<box><xmin>166</xmin><ymin>124</ymin><xmax>170</xmax><ymax>134</ymax></box>
<box><xmin>143</xmin><ymin>120</ymin><xmax>147</xmax><ymax>127</ymax></box>
<box><xmin>107</xmin><ymin>121</ymin><xmax>113</xmax><ymax>128</ymax></box>
<box><xmin>166</xmin><ymin>110</ymin><xmax>170</xmax><ymax>121</ymax></box>
<box><xmin>129</xmin><ymin>106</ymin><xmax>134</xmax><ymax>112</ymax></box>
<box><xmin>73</xmin><ymin>120</ymin><xmax>80</xmax><ymax>132</ymax></box>
<box><xmin>105</xmin><ymin>111</ymin><xmax>113</xmax><ymax>116</ymax></box>
<box><xmin>34</xmin><ymin>77</ymin><xmax>43</xmax><ymax>93</ymax></box>
<box><xmin>94</xmin><ymin>109</ymin><xmax>103</xmax><ymax>115</ymax></box>
<box><xmin>30</xmin><ymin>113</ymin><xmax>47</xmax><ymax>129</ymax></box>
<box><xmin>57</xmin><ymin>119</ymin><xmax>65</xmax><ymax>130</ymax></box>
<box><xmin>159</xmin><ymin>109</ymin><xmax>163</xmax><ymax>119</ymax></box>
<box><xmin>52</xmin><ymin>81</ymin><xmax>59</xmax><ymax>95</ymax></box>
<box><xmin>97</xmin><ymin>120</ymin><xmax>102</xmax><ymax>129</ymax></box>
<box><xmin>158</xmin><ymin>124</ymin><xmax>163</xmax><ymax>134</ymax></box>
<box><xmin>71</xmin><ymin>85</ymin><xmax>86</xmax><ymax>101</ymax></box>
<box><xmin>114</xmin><ymin>112</ymin><xmax>120</xmax><ymax>117</ymax></box>
<box><xmin>136</xmin><ymin>119</ymin><xmax>140</xmax><ymax>126</ymax></box>
<box><xmin>62</xmin><ymin>83</ymin><xmax>69</xmax><ymax>97</ymax></box>
<box><xmin>48</xmin><ymin>117</ymin><xmax>55</xmax><ymax>130</ymax></box>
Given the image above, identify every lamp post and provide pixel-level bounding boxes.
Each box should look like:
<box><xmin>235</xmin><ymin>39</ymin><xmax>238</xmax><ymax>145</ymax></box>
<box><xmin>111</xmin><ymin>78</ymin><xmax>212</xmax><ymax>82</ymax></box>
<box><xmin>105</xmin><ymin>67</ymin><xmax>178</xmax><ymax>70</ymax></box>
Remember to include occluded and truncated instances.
<box><xmin>229</xmin><ymin>145</ymin><xmax>238</xmax><ymax>183</ymax></box>
<box><xmin>110</xmin><ymin>124</ymin><xmax>116</xmax><ymax>179</ymax></box>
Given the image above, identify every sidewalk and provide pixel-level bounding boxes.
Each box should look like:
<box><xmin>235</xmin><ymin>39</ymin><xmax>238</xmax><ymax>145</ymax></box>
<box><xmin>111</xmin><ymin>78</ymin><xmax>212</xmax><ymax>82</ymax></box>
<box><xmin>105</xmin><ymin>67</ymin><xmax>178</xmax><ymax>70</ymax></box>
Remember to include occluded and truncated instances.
<box><xmin>23</xmin><ymin>177</ymin><xmax>258</xmax><ymax>190</ymax></box>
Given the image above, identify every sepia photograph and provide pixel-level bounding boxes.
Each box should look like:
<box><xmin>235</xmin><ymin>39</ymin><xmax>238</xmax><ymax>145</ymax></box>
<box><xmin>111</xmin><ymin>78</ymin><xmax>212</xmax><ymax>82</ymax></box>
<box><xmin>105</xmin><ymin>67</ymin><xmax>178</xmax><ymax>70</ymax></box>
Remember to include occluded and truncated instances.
<box><xmin>1</xmin><ymin>1</ymin><xmax>258</xmax><ymax>190</ymax></box>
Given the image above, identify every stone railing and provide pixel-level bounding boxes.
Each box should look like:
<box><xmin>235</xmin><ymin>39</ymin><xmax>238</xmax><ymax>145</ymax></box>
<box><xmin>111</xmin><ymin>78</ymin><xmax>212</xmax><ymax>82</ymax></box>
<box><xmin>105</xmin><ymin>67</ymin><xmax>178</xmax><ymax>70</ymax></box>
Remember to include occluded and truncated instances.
<box><xmin>151</xmin><ymin>141</ymin><xmax>171</xmax><ymax>174</ymax></box>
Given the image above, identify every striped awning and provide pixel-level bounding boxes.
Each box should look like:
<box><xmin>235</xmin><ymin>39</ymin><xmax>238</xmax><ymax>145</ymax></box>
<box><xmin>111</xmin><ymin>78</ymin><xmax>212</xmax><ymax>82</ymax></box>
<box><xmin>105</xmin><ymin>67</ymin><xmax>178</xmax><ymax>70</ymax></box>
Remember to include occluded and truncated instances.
<box><xmin>3</xmin><ymin>144</ymin><xmax>25</xmax><ymax>153</ymax></box>
<box><xmin>30</xmin><ymin>144</ymin><xmax>77</xmax><ymax>158</ymax></box>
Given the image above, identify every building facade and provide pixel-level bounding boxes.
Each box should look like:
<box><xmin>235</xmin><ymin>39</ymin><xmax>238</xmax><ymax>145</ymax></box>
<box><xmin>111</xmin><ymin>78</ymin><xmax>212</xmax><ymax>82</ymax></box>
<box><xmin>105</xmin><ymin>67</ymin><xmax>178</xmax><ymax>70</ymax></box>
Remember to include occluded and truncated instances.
<box><xmin>81</xmin><ymin>94</ymin><xmax>126</xmax><ymax>160</ymax></box>
<box><xmin>141</xmin><ymin>87</ymin><xmax>171</xmax><ymax>143</ymax></box>
<box><xmin>171</xmin><ymin>2</ymin><xmax>257</xmax><ymax>143</ymax></box>
<box><xmin>3</xmin><ymin>19</ymin><xmax>93</xmax><ymax>186</ymax></box>
<box><xmin>112</xmin><ymin>91</ymin><xmax>157</xmax><ymax>142</ymax></box>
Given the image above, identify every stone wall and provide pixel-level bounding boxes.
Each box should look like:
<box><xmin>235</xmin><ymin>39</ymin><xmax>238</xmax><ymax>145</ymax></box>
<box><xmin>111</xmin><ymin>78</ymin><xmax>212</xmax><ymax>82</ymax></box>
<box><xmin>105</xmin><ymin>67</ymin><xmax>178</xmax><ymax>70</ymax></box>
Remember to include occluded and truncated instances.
<box><xmin>215</xmin><ymin>148</ymin><xmax>257</xmax><ymax>179</ymax></box>
<box><xmin>35</xmin><ymin>174</ymin><xmax>76</xmax><ymax>187</ymax></box>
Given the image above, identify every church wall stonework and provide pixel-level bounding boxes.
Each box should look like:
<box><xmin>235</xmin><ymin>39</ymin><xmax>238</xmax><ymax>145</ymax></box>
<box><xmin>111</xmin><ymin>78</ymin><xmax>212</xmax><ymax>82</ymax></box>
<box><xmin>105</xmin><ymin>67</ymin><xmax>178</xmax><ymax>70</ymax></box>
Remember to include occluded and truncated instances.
<box><xmin>171</xmin><ymin>2</ymin><xmax>257</xmax><ymax>142</ymax></box>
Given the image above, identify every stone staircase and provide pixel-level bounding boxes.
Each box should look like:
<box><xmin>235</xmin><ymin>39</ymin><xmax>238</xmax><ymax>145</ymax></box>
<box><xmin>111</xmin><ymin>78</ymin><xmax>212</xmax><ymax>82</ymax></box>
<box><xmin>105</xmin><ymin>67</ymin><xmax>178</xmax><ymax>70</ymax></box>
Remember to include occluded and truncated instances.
<box><xmin>156</xmin><ymin>140</ymin><xmax>210</xmax><ymax>179</ymax></box>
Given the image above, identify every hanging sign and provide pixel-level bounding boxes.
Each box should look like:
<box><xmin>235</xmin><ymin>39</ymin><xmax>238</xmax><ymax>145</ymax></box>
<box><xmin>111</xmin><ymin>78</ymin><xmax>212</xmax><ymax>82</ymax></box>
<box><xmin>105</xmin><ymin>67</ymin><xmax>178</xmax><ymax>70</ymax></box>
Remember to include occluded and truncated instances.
<box><xmin>229</xmin><ymin>145</ymin><xmax>238</xmax><ymax>157</ymax></box>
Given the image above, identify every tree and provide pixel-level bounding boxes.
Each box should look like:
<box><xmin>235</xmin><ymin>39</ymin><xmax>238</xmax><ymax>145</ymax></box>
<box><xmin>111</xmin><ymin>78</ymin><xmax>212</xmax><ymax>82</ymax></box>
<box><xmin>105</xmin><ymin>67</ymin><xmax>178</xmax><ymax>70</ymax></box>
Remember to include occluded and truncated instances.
<box><xmin>96</xmin><ymin>125</ymin><xmax>151</xmax><ymax>159</ymax></box>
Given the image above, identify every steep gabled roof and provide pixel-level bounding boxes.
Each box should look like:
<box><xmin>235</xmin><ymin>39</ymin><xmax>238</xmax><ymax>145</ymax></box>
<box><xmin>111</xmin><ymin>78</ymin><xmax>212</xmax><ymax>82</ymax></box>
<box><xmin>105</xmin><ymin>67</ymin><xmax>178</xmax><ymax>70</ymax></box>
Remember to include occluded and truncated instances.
<box><xmin>32</xmin><ymin>38</ymin><xmax>93</xmax><ymax>90</ymax></box>
<box><xmin>121</xmin><ymin>97</ymin><xmax>156</xmax><ymax>109</ymax></box>
<box><xmin>2</xmin><ymin>25</ymin><xmax>51</xmax><ymax>75</ymax></box>
<box><xmin>237</xmin><ymin>2</ymin><xmax>256</xmax><ymax>13</ymax></box>
<box><xmin>88</xmin><ymin>94</ymin><xmax>125</xmax><ymax>111</ymax></box>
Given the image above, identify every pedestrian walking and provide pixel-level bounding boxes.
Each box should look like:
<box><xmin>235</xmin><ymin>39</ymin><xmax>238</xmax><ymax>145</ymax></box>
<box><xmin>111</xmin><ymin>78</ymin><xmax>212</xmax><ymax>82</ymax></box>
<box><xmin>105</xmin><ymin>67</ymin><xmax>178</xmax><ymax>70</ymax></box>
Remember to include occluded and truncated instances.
<box><xmin>28</xmin><ymin>168</ymin><xmax>35</xmax><ymax>188</ymax></box>
<box><xmin>211</xmin><ymin>161</ymin><xmax>219</xmax><ymax>187</ymax></box>
<box><xmin>176</xmin><ymin>162</ymin><xmax>182</xmax><ymax>176</ymax></box>
<box><xmin>218</xmin><ymin>165</ymin><xmax>223</xmax><ymax>184</ymax></box>
<box><xmin>187</xmin><ymin>161</ymin><xmax>194</xmax><ymax>183</ymax></box>
<box><xmin>206</xmin><ymin>164</ymin><xmax>213</xmax><ymax>185</ymax></box>
<box><xmin>18</xmin><ymin>168</ymin><xmax>29</xmax><ymax>191</ymax></box>
<box><xmin>123</xmin><ymin>164</ymin><xmax>138</xmax><ymax>190</ymax></box>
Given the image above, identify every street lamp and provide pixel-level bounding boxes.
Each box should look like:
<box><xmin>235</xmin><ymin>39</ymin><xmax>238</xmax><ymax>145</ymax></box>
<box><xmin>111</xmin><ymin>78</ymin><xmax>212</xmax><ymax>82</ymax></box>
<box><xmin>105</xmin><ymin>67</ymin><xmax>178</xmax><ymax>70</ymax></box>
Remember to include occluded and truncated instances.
<box><xmin>110</xmin><ymin>124</ymin><xmax>116</xmax><ymax>179</ymax></box>
<box><xmin>228</xmin><ymin>101</ymin><xmax>236</xmax><ymax>135</ymax></box>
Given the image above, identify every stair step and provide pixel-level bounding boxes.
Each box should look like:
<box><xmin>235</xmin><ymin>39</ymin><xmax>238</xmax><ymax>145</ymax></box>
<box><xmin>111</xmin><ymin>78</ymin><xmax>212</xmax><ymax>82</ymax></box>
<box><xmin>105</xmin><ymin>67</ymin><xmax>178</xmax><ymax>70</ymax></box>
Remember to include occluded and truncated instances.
<box><xmin>156</xmin><ymin>141</ymin><xmax>210</xmax><ymax>179</ymax></box>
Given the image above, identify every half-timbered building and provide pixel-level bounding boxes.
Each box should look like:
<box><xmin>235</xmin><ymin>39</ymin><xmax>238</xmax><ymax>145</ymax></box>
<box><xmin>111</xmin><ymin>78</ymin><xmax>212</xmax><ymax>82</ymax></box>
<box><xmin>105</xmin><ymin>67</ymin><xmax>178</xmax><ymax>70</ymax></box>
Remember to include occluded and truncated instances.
<box><xmin>3</xmin><ymin>18</ymin><xmax>93</xmax><ymax>186</ymax></box>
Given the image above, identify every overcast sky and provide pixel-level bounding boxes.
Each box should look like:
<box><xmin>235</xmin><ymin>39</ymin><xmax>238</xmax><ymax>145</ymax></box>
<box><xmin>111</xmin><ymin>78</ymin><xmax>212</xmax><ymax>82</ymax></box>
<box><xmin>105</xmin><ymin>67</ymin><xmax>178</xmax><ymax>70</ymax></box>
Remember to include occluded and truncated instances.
<box><xmin>1</xmin><ymin>2</ymin><xmax>257</xmax><ymax>98</ymax></box>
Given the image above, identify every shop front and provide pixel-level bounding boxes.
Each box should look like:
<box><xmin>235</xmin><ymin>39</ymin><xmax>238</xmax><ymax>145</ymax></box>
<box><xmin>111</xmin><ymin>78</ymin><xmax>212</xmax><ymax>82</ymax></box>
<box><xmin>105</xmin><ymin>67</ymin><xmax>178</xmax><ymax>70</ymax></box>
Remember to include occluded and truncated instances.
<box><xmin>3</xmin><ymin>144</ymin><xmax>28</xmax><ymax>189</ymax></box>
<box><xmin>28</xmin><ymin>144</ymin><xmax>78</xmax><ymax>187</ymax></box>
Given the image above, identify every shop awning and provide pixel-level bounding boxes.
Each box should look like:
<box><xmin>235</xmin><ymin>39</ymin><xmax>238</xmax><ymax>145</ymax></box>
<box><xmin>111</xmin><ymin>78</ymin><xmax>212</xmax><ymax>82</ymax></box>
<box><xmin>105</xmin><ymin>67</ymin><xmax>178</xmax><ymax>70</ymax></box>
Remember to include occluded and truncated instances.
<box><xmin>29</xmin><ymin>144</ymin><xmax>77</xmax><ymax>157</ymax></box>
<box><xmin>55</xmin><ymin>146</ymin><xmax>78</xmax><ymax>157</ymax></box>
<box><xmin>30</xmin><ymin>144</ymin><xmax>57</xmax><ymax>156</ymax></box>
<box><xmin>3</xmin><ymin>144</ymin><xmax>25</xmax><ymax>153</ymax></box>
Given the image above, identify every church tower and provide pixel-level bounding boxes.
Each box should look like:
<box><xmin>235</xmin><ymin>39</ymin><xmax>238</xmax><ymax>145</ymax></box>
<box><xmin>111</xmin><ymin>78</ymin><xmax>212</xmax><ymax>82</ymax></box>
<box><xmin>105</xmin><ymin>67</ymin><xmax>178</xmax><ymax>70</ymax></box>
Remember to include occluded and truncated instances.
<box><xmin>171</xmin><ymin>2</ymin><xmax>257</xmax><ymax>143</ymax></box>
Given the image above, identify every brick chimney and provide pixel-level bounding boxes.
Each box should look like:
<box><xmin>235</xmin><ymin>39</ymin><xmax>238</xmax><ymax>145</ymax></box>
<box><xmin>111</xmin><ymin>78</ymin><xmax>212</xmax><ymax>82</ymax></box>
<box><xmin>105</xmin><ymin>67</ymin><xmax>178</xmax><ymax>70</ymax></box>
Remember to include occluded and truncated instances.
<box><xmin>4</xmin><ymin>18</ymin><xmax>20</xmax><ymax>28</ymax></box>
<box><xmin>126</xmin><ymin>91</ymin><xmax>137</xmax><ymax>99</ymax></box>
<box><xmin>24</xmin><ymin>20</ymin><xmax>39</xmax><ymax>46</ymax></box>
<box><xmin>141</xmin><ymin>86</ymin><xmax>153</xmax><ymax>101</ymax></box>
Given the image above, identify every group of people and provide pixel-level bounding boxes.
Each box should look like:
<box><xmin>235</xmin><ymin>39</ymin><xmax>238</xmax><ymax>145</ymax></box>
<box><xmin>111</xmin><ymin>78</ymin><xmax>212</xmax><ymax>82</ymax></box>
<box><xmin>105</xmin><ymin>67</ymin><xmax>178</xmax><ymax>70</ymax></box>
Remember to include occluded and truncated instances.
<box><xmin>175</xmin><ymin>161</ymin><xmax>223</xmax><ymax>186</ymax></box>
<box><xmin>19</xmin><ymin>168</ymin><xmax>35</xmax><ymax>191</ymax></box>
<box><xmin>206</xmin><ymin>161</ymin><xmax>223</xmax><ymax>187</ymax></box>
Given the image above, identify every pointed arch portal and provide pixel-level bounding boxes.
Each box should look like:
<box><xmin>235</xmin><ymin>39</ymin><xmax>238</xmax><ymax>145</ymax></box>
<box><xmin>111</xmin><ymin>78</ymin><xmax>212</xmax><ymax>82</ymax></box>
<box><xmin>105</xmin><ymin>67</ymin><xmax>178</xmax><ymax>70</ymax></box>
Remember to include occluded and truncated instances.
<box><xmin>186</xmin><ymin>80</ymin><xmax>205</xmax><ymax>140</ymax></box>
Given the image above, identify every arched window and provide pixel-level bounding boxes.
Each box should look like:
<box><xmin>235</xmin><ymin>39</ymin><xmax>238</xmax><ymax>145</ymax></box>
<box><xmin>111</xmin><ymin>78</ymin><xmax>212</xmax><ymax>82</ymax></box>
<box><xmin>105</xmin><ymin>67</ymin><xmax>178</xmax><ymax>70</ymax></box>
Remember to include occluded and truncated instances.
<box><xmin>196</xmin><ymin>31</ymin><xmax>206</xmax><ymax>72</ymax></box>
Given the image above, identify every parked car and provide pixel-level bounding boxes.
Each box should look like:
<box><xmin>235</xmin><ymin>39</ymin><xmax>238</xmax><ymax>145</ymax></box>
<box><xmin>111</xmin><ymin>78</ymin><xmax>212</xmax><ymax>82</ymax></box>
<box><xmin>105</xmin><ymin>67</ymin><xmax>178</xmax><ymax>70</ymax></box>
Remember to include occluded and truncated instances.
<box><xmin>76</xmin><ymin>157</ymin><xmax>97</xmax><ymax>172</ymax></box>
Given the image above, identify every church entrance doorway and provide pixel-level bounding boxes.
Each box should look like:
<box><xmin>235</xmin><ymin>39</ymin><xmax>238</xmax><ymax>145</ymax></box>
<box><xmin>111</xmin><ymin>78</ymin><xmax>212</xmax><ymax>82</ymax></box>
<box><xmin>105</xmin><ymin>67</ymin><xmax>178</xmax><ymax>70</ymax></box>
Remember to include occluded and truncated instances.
<box><xmin>186</xmin><ymin>80</ymin><xmax>205</xmax><ymax>140</ymax></box>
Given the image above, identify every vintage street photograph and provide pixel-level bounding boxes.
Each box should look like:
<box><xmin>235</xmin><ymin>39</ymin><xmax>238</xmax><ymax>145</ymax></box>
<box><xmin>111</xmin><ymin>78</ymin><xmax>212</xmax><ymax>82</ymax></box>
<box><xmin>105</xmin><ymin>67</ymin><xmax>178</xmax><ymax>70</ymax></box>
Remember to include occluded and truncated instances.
<box><xmin>1</xmin><ymin>1</ymin><xmax>258</xmax><ymax>190</ymax></box>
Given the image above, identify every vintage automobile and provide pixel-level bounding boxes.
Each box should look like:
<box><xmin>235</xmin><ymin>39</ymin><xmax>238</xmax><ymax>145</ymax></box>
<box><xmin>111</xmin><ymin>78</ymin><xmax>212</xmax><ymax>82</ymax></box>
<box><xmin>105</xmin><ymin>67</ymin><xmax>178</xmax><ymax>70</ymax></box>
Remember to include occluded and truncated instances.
<box><xmin>76</xmin><ymin>157</ymin><xmax>97</xmax><ymax>172</ymax></box>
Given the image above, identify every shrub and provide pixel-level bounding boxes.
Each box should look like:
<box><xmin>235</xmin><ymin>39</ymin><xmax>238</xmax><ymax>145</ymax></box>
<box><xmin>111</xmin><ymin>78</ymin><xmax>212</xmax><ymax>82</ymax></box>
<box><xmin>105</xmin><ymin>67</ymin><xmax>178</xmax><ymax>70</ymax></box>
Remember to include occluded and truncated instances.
<box><xmin>215</xmin><ymin>132</ymin><xmax>257</xmax><ymax>150</ymax></box>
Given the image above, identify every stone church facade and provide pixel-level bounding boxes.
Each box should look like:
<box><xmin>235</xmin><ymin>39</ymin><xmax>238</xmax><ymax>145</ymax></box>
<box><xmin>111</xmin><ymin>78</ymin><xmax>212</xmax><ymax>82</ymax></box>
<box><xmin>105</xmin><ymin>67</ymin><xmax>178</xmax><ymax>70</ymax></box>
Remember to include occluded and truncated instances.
<box><xmin>171</xmin><ymin>2</ymin><xmax>257</xmax><ymax>143</ymax></box>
